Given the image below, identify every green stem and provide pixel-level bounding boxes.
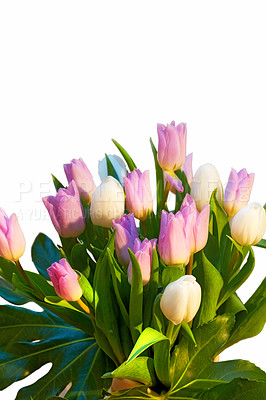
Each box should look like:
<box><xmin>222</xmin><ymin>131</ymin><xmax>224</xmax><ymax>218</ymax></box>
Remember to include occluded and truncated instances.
<box><xmin>15</xmin><ymin>260</ymin><xmax>43</xmax><ymax>300</ymax></box>
<box><xmin>104</xmin><ymin>227</ymin><xmax>110</xmax><ymax>241</ymax></box>
<box><xmin>161</xmin><ymin>180</ymin><xmax>171</xmax><ymax>210</ymax></box>
<box><xmin>187</xmin><ymin>254</ymin><xmax>194</xmax><ymax>275</ymax></box>
<box><xmin>141</xmin><ymin>220</ymin><xmax>147</xmax><ymax>238</ymax></box>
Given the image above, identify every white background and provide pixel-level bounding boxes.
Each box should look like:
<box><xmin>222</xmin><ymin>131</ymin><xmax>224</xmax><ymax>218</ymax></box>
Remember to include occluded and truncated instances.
<box><xmin>0</xmin><ymin>1</ymin><xmax>265</xmax><ymax>398</ymax></box>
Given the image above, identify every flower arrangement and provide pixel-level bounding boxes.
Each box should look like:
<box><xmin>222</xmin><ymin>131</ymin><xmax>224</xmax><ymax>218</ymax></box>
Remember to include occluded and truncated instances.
<box><xmin>0</xmin><ymin>121</ymin><xmax>266</xmax><ymax>400</ymax></box>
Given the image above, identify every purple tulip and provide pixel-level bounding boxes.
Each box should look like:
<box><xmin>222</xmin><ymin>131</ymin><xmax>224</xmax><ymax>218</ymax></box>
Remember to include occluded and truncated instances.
<box><xmin>157</xmin><ymin>121</ymin><xmax>187</xmax><ymax>172</ymax></box>
<box><xmin>112</xmin><ymin>213</ymin><xmax>139</xmax><ymax>266</ymax></box>
<box><xmin>123</xmin><ymin>169</ymin><xmax>153</xmax><ymax>221</ymax></box>
<box><xmin>64</xmin><ymin>158</ymin><xmax>96</xmax><ymax>204</ymax></box>
<box><xmin>47</xmin><ymin>258</ymin><xmax>82</xmax><ymax>301</ymax></box>
<box><xmin>42</xmin><ymin>180</ymin><xmax>85</xmax><ymax>238</ymax></box>
<box><xmin>223</xmin><ymin>168</ymin><xmax>255</xmax><ymax>217</ymax></box>
<box><xmin>0</xmin><ymin>209</ymin><xmax>26</xmax><ymax>261</ymax></box>
<box><xmin>180</xmin><ymin>194</ymin><xmax>210</xmax><ymax>254</ymax></box>
<box><xmin>128</xmin><ymin>238</ymin><xmax>157</xmax><ymax>286</ymax></box>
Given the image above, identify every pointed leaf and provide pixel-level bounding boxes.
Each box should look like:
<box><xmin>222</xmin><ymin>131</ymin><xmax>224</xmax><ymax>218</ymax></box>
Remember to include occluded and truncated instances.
<box><xmin>112</xmin><ymin>139</ymin><xmax>137</xmax><ymax>172</ymax></box>
<box><xmin>31</xmin><ymin>233</ymin><xmax>60</xmax><ymax>280</ymax></box>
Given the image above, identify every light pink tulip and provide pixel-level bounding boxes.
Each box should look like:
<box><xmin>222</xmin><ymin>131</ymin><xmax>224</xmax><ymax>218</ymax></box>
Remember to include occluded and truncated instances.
<box><xmin>112</xmin><ymin>213</ymin><xmax>139</xmax><ymax>266</ymax></box>
<box><xmin>128</xmin><ymin>238</ymin><xmax>157</xmax><ymax>286</ymax></box>
<box><xmin>180</xmin><ymin>194</ymin><xmax>210</xmax><ymax>254</ymax></box>
<box><xmin>157</xmin><ymin>121</ymin><xmax>187</xmax><ymax>172</ymax></box>
<box><xmin>47</xmin><ymin>258</ymin><xmax>82</xmax><ymax>301</ymax></box>
<box><xmin>181</xmin><ymin>153</ymin><xmax>193</xmax><ymax>187</ymax></box>
<box><xmin>123</xmin><ymin>169</ymin><xmax>153</xmax><ymax>221</ymax></box>
<box><xmin>0</xmin><ymin>209</ymin><xmax>26</xmax><ymax>261</ymax></box>
<box><xmin>164</xmin><ymin>171</ymin><xmax>184</xmax><ymax>193</ymax></box>
<box><xmin>64</xmin><ymin>158</ymin><xmax>96</xmax><ymax>204</ymax></box>
<box><xmin>223</xmin><ymin>168</ymin><xmax>255</xmax><ymax>217</ymax></box>
<box><xmin>43</xmin><ymin>181</ymin><xmax>85</xmax><ymax>238</ymax></box>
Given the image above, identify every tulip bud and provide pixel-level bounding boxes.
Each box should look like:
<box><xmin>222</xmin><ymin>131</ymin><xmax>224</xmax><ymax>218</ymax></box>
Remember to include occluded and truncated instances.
<box><xmin>90</xmin><ymin>176</ymin><xmax>125</xmax><ymax>228</ymax></box>
<box><xmin>47</xmin><ymin>258</ymin><xmax>82</xmax><ymax>301</ymax></box>
<box><xmin>123</xmin><ymin>169</ymin><xmax>153</xmax><ymax>221</ymax></box>
<box><xmin>0</xmin><ymin>209</ymin><xmax>26</xmax><ymax>261</ymax></box>
<box><xmin>180</xmin><ymin>194</ymin><xmax>210</xmax><ymax>254</ymax></box>
<box><xmin>98</xmin><ymin>154</ymin><xmax>127</xmax><ymax>186</ymax></box>
<box><xmin>158</xmin><ymin>210</ymin><xmax>193</xmax><ymax>266</ymax></box>
<box><xmin>157</xmin><ymin>121</ymin><xmax>187</xmax><ymax>171</ymax></box>
<box><xmin>112</xmin><ymin>213</ymin><xmax>139</xmax><ymax>266</ymax></box>
<box><xmin>223</xmin><ymin>168</ymin><xmax>254</xmax><ymax>217</ymax></box>
<box><xmin>190</xmin><ymin>163</ymin><xmax>223</xmax><ymax>211</ymax></box>
<box><xmin>160</xmin><ymin>275</ymin><xmax>201</xmax><ymax>325</ymax></box>
<box><xmin>128</xmin><ymin>238</ymin><xmax>157</xmax><ymax>286</ymax></box>
<box><xmin>42</xmin><ymin>181</ymin><xmax>85</xmax><ymax>238</ymax></box>
<box><xmin>64</xmin><ymin>158</ymin><xmax>96</xmax><ymax>204</ymax></box>
<box><xmin>230</xmin><ymin>202</ymin><xmax>266</xmax><ymax>246</ymax></box>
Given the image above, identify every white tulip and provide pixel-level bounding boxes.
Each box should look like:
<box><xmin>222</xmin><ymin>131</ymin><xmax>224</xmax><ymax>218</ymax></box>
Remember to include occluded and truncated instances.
<box><xmin>230</xmin><ymin>202</ymin><xmax>266</xmax><ymax>246</ymax></box>
<box><xmin>98</xmin><ymin>154</ymin><xmax>127</xmax><ymax>186</ymax></box>
<box><xmin>190</xmin><ymin>163</ymin><xmax>223</xmax><ymax>211</ymax></box>
<box><xmin>160</xmin><ymin>275</ymin><xmax>201</xmax><ymax>325</ymax></box>
<box><xmin>90</xmin><ymin>176</ymin><xmax>125</xmax><ymax>228</ymax></box>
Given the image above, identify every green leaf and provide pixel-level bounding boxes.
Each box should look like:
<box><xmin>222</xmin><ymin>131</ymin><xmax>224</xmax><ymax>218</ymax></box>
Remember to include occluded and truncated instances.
<box><xmin>194</xmin><ymin>252</ymin><xmax>224</xmax><ymax>326</ymax></box>
<box><xmin>150</xmin><ymin>138</ymin><xmax>164</xmax><ymax>215</ymax></box>
<box><xmin>71</xmin><ymin>242</ymin><xmax>91</xmax><ymax>278</ymax></box>
<box><xmin>0</xmin><ymin>305</ymin><xmax>113</xmax><ymax>399</ymax></box>
<box><xmin>162</xmin><ymin>265</ymin><xmax>185</xmax><ymax>288</ymax></box>
<box><xmin>200</xmin><ymin>378</ymin><xmax>266</xmax><ymax>400</ymax></box>
<box><xmin>255</xmin><ymin>238</ymin><xmax>266</xmax><ymax>249</ymax></box>
<box><xmin>103</xmin><ymin>357</ymin><xmax>156</xmax><ymax>386</ymax></box>
<box><xmin>105</xmin><ymin>153</ymin><xmax>121</xmax><ymax>182</ymax></box>
<box><xmin>0</xmin><ymin>277</ymin><xmax>29</xmax><ymax>305</ymax></box>
<box><xmin>217</xmin><ymin>247</ymin><xmax>255</xmax><ymax>309</ymax></box>
<box><xmin>142</xmin><ymin>211</ymin><xmax>159</xmax><ymax>239</ymax></box>
<box><xmin>76</xmin><ymin>271</ymin><xmax>94</xmax><ymax>305</ymax></box>
<box><xmin>181</xmin><ymin>322</ymin><xmax>197</xmax><ymax>347</ymax></box>
<box><xmin>126</xmin><ymin>327</ymin><xmax>168</xmax><ymax>364</ymax></box>
<box><xmin>151</xmin><ymin>294</ymin><xmax>165</xmax><ymax>334</ymax></box>
<box><xmin>128</xmin><ymin>249</ymin><xmax>143</xmax><ymax>343</ymax></box>
<box><xmin>143</xmin><ymin>248</ymin><xmax>159</xmax><ymax>329</ymax></box>
<box><xmin>112</xmin><ymin>139</ymin><xmax>137</xmax><ymax>172</ymax></box>
<box><xmin>170</xmin><ymin>314</ymin><xmax>235</xmax><ymax>390</ymax></box>
<box><xmin>94</xmin><ymin>234</ymin><xmax>125</xmax><ymax>365</ymax></box>
<box><xmin>31</xmin><ymin>233</ymin><xmax>60</xmax><ymax>280</ymax></box>
<box><xmin>217</xmin><ymin>292</ymin><xmax>247</xmax><ymax>316</ymax></box>
<box><xmin>0</xmin><ymin>256</ymin><xmax>20</xmax><ymax>283</ymax></box>
<box><xmin>44</xmin><ymin>296</ymin><xmax>81</xmax><ymax>312</ymax></box>
<box><xmin>154</xmin><ymin>338</ymin><xmax>171</xmax><ymax>388</ymax></box>
<box><xmin>220</xmin><ymin>278</ymin><xmax>266</xmax><ymax>351</ymax></box>
<box><xmin>51</xmin><ymin>174</ymin><xmax>65</xmax><ymax>191</ymax></box>
<box><xmin>209</xmin><ymin>190</ymin><xmax>229</xmax><ymax>247</ymax></box>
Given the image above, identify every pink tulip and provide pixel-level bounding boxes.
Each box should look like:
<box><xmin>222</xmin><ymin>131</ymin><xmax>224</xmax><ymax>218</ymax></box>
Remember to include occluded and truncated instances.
<box><xmin>158</xmin><ymin>210</ymin><xmax>192</xmax><ymax>266</ymax></box>
<box><xmin>123</xmin><ymin>169</ymin><xmax>153</xmax><ymax>221</ymax></box>
<box><xmin>128</xmin><ymin>238</ymin><xmax>157</xmax><ymax>286</ymax></box>
<box><xmin>47</xmin><ymin>258</ymin><xmax>82</xmax><ymax>301</ymax></box>
<box><xmin>64</xmin><ymin>158</ymin><xmax>96</xmax><ymax>204</ymax></box>
<box><xmin>0</xmin><ymin>209</ymin><xmax>26</xmax><ymax>261</ymax></box>
<box><xmin>157</xmin><ymin>121</ymin><xmax>187</xmax><ymax>172</ymax></box>
<box><xmin>112</xmin><ymin>213</ymin><xmax>139</xmax><ymax>266</ymax></box>
<box><xmin>181</xmin><ymin>153</ymin><xmax>193</xmax><ymax>187</ymax></box>
<box><xmin>180</xmin><ymin>194</ymin><xmax>210</xmax><ymax>254</ymax></box>
<box><xmin>43</xmin><ymin>180</ymin><xmax>85</xmax><ymax>238</ymax></box>
<box><xmin>223</xmin><ymin>168</ymin><xmax>255</xmax><ymax>217</ymax></box>
<box><xmin>164</xmin><ymin>171</ymin><xmax>184</xmax><ymax>193</ymax></box>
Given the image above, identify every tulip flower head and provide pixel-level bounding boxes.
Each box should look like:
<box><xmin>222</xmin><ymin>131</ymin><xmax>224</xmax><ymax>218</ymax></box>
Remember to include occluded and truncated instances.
<box><xmin>180</xmin><ymin>194</ymin><xmax>210</xmax><ymax>254</ymax></box>
<box><xmin>98</xmin><ymin>154</ymin><xmax>127</xmax><ymax>186</ymax></box>
<box><xmin>123</xmin><ymin>169</ymin><xmax>153</xmax><ymax>221</ymax></box>
<box><xmin>160</xmin><ymin>275</ymin><xmax>201</xmax><ymax>325</ymax></box>
<box><xmin>112</xmin><ymin>213</ymin><xmax>139</xmax><ymax>266</ymax></box>
<box><xmin>90</xmin><ymin>176</ymin><xmax>125</xmax><ymax>228</ymax></box>
<box><xmin>47</xmin><ymin>258</ymin><xmax>82</xmax><ymax>301</ymax></box>
<box><xmin>43</xmin><ymin>181</ymin><xmax>85</xmax><ymax>238</ymax></box>
<box><xmin>157</xmin><ymin>121</ymin><xmax>187</xmax><ymax>172</ymax></box>
<box><xmin>0</xmin><ymin>209</ymin><xmax>26</xmax><ymax>261</ymax></box>
<box><xmin>230</xmin><ymin>202</ymin><xmax>266</xmax><ymax>246</ymax></box>
<box><xmin>181</xmin><ymin>153</ymin><xmax>193</xmax><ymax>187</ymax></box>
<box><xmin>64</xmin><ymin>158</ymin><xmax>96</xmax><ymax>204</ymax></box>
<box><xmin>223</xmin><ymin>168</ymin><xmax>255</xmax><ymax>217</ymax></box>
<box><xmin>190</xmin><ymin>163</ymin><xmax>223</xmax><ymax>211</ymax></box>
<box><xmin>128</xmin><ymin>238</ymin><xmax>157</xmax><ymax>286</ymax></box>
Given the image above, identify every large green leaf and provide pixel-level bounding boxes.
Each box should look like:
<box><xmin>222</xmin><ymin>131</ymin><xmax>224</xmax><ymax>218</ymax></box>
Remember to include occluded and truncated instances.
<box><xmin>170</xmin><ymin>315</ymin><xmax>235</xmax><ymax>390</ymax></box>
<box><xmin>0</xmin><ymin>305</ymin><xmax>113</xmax><ymax>399</ymax></box>
<box><xmin>0</xmin><ymin>277</ymin><xmax>29</xmax><ymax>305</ymax></box>
<box><xmin>31</xmin><ymin>233</ymin><xmax>60</xmax><ymax>280</ymax></box>
<box><xmin>200</xmin><ymin>378</ymin><xmax>266</xmax><ymax>400</ymax></box>
<box><xmin>194</xmin><ymin>252</ymin><xmax>224</xmax><ymax>327</ymax></box>
<box><xmin>220</xmin><ymin>278</ymin><xmax>266</xmax><ymax>351</ymax></box>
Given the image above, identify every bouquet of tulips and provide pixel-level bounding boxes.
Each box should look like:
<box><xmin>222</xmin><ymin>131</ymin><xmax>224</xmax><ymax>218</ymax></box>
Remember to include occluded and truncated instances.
<box><xmin>0</xmin><ymin>121</ymin><xmax>266</xmax><ymax>400</ymax></box>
